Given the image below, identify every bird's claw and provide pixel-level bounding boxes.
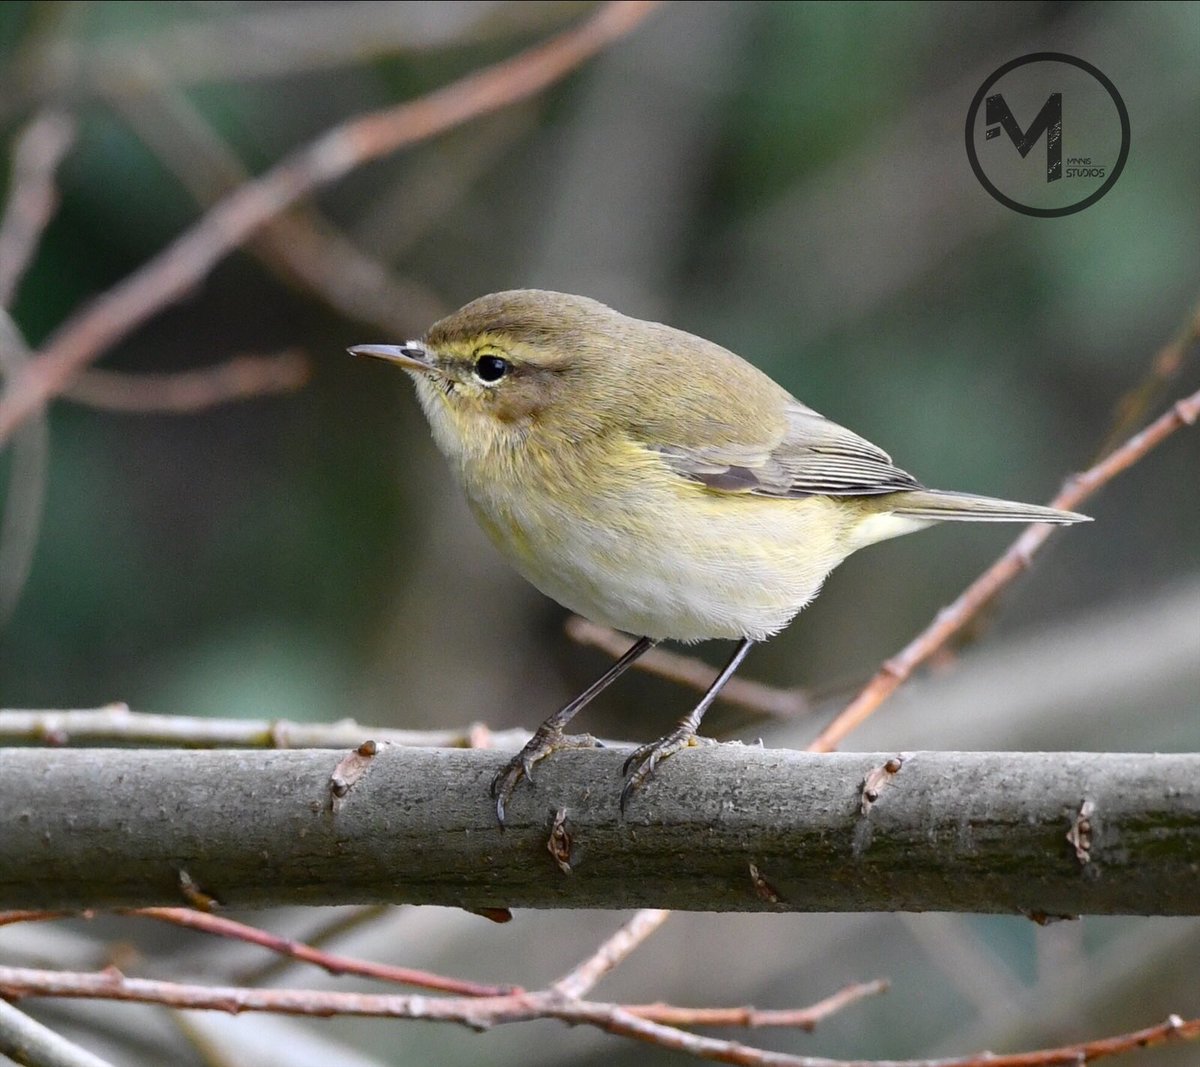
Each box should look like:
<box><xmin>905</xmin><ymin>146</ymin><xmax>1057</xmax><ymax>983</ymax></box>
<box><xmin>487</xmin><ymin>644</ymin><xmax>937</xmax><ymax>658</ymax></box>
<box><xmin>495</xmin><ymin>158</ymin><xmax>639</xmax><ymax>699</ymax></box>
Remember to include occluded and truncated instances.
<box><xmin>620</xmin><ymin>730</ymin><xmax>716</xmax><ymax>812</ymax></box>
<box><xmin>489</xmin><ymin>728</ymin><xmax>601</xmax><ymax>827</ymax></box>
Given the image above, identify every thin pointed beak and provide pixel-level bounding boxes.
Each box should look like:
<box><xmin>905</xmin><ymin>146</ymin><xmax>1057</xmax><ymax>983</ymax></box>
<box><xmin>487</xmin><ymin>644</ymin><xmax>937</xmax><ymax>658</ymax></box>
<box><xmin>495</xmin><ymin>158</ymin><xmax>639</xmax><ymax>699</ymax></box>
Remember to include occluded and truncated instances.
<box><xmin>348</xmin><ymin>343</ymin><xmax>436</xmax><ymax>373</ymax></box>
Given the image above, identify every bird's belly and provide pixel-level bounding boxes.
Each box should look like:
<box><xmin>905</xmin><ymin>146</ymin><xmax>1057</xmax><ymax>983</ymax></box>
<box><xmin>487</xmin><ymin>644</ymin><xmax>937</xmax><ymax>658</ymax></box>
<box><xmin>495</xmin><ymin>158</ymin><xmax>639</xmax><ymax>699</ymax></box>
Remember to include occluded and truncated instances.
<box><xmin>466</xmin><ymin>484</ymin><xmax>846</xmax><ymax>642</ymax></box>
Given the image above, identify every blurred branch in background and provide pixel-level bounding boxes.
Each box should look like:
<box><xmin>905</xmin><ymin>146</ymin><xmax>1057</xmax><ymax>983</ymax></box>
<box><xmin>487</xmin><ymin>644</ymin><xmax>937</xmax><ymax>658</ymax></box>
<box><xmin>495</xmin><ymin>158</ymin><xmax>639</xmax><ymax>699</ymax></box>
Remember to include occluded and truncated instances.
<box><xmin>60</xmin><ymin>350</ymin><xmax>311</xmax><ymax>414</ymax></box>
<box><xmin>0</xmin><ymin>997</ymin><xmax>113</xmax><ymax>1067</ymax></box>
<box><xmin>110</xmin><ymin>87</ymin><xmax>449</xmax><ymax>335</ymax></box>
<box><xmin>0</xmin><ymin>111</ymin><xmax>72</xmax><ymax>623</ymax></box>
<box><xmin>0</xmin><ymin>0</ymin><xmax>661</xmax><ymax>447</ymax></box>
<box><xmin>0</xmin><ymin>703</ymin><xmax>528</xmax><ymax>749</ymax></box>
<box><xmin>0</xmin><ymin>2</ymin><xmax>587</xmax><ymax>116</ymax></box>
<box><xmin>1097</xmin><ymin>300</ymin><xmax>1200</xmax><ymax>459</ymax></box>
<box><xmin>0</xmin><ymin>109</ymin><xmax>75</xmax><ymax>309</ymax></box>
<box><xmin>0</xmin><ymin>316</ymin><xmax>48</xmax><ymax>625</ymax></box>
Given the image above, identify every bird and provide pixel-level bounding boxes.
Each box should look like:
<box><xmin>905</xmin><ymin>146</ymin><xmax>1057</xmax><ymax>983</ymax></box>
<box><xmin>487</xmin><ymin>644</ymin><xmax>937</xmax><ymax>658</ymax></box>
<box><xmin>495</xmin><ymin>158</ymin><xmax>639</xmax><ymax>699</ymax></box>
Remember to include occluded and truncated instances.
<box><xmin>350</xmin><ymin>289</ymin><xmax>1088</xmax><ymax>823</ymax></box>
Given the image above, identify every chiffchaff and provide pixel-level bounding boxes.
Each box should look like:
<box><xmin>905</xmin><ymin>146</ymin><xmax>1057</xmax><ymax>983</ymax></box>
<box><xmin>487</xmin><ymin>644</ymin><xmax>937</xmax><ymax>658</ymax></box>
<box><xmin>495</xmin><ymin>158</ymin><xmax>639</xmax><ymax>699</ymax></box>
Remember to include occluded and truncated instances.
<box><xmin>351</xmin><ymin>290</ymin><xmax>1087</xmax><ymax>823</ymax></box>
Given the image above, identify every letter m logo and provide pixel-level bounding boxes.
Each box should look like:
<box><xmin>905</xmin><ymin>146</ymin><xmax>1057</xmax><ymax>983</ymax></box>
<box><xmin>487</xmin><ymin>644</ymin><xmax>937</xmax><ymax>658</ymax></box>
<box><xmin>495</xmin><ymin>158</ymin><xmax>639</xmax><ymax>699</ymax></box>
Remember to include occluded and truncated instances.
<box><xmin>985</xmin><ymin>93</ymin><xmax>1062</xmax><ymax>182</ymax></box>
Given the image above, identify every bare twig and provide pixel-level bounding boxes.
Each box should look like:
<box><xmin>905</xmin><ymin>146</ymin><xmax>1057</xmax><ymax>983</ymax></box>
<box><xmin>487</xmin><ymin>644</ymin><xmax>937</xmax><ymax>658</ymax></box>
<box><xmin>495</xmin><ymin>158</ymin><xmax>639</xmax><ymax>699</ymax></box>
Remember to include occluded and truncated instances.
<box><xmin>0</xmin><ymin>997</ymin><xmax>114</xmax><ymax>1067</ymax></box>
<box><xmin>0</xmin><ymin>910</ymin><xmax>75</xmax><ymax>927</ymax></box>
<box><xmin>1095</xmin><ymin>301</ymin><xmax>1200</xmax><ymax>459</ymax></box>
<box><xmin>123</xmin><ymin>908</ymin><xmax>515</xmax><ymax>997</ymax></box>
<box><xmin>111</xmin><ymin>87</ymin><xmax>447</xmax><ymax>334</ymax></box>
<box><xmin>0</xmin><ymin>111</ymin><xmax>70</xmax><ymax>622</ymax></box>
<box><xmin>0</xmin><ymin>110</ymin><xmax>76</xmax><ymax>308</ymax></box>
<box><xmin>552</xmin><ymin>909</ymin><xmax>672</xmax><ymax>1000</ymax></box>
<box><xmin>60</xmin><ymin>350</ymin><xmax>311</xmax><ymax>414</ymax></box>
<box><xmin>0</xmin><ymin>0</ymin><xmax>660</xmax><ymax>448</ymax></box>
<box><xmin>0</xmin><ymin>964</ymin><xmax>1195</xmax><ymax>1066</ymax></box>
<box><xmin>566</xmin><ymin>616</ymin><xmax>810</xmax><ymax>718</ymax></box>
<box><xmin>809</xmin><ymin>385</ymin><xmax>1200</xmax><ymax>753</ymax></box>
<box><xmin>622</xmin><ymin>979</ymin><xmax>890</xmax><ymax>1030</ymax></box>
<box><xmin>0</xmin><ymin>704</ymin><xmax>529</xmax><ymax>749</ymax></box>
<box><xmin>2</xmin><ymin>3</ymin><xmax>583</xmax><ymax>113</ymax></box>
<box><xmin>234</xmin><ymin>904</ymin><xmax>392</xmax><ymax>987</ymax></box>
<box><xmin>0</xmin><ymin>314</ymin><xmax>49</xmax><ymax>625</ymax></box>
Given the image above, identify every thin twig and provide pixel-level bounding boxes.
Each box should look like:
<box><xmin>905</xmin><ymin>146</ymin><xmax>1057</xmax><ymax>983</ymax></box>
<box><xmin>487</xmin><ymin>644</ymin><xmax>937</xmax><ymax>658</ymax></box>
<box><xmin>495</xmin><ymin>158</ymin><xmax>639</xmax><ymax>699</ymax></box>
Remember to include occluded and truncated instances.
<box><xmin>1095</xmin><ymin>301</ymin><xmax>1200</xmax><ymax>459</ymax></box>
<box><xmin>809</xmin><ymin>385</ymin><xmax>1200</xmax><ymax>753</ymax></box>
<box><xmin>0</xmin><ymin>314</ymin><xmax>49</xmax><ymax>625</ymax></box>
<box><xmin>235</xmin><ymin>904</ymin><xmax>392</xmax><ymax>986</ymax></box>
<box><xmin>1</xmin><ymin>2</ymin><xmax>581</xmax><ymax>113</ymax></box>
<box><xmin>622</xmin><ymin>979</ymin><xmax>890</xmax><ymax>1029</ymax></box>
<box><xmin>0</xmin><ymin>965</ymin><xmax>1195</xmax><ymax>1066</ymax></box>
<box><xmin>0</xmin><ymin>910</ymin><xmax>76</xmax><ymax>927</ymax></box>
<box><xmin>111</xmin><ymin>87</ymin><xmax>448</xmax><ymax>334</ymax></box>
<box><xmin>552</xmin><ymin>909</ymin><xmax>672</xmax><ymax>1000</ymax></box>
<box><xmin>0</xmin><ymin>704</ymin><xmax>529</xmax><ymax>749</ymax></box>
<box><xmin>0</xmin><ymin>110</ymin><xmax>76</xmax><ymax>308</ymax></box>
<box><xmin>0</xmin><ymin>0</ymin><xmax>661</xmax><ymax>448</ymax></box>
<box><xmin>60</xmin><ymin>350</ymin><xmax>311</xmax><ymax>414</ymax></box>
<box><xmin>566</xmin><ymin>616</ymin><xmax>810</xmax><ymax>718</ymax></box>
<box><xmin>124</xmin><ymin>908</ymin><xmax>515</xmax><ymax>998</ymax></box>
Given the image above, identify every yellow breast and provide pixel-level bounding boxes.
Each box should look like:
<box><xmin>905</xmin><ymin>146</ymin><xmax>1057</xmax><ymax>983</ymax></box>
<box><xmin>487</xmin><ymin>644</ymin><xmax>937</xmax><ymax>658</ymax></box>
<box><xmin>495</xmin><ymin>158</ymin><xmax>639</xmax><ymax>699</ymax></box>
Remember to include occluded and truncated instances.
<box><xmin>459</xmin><ymin>432</ymin><xmax>851</xmax><ymax>642</ymax></box>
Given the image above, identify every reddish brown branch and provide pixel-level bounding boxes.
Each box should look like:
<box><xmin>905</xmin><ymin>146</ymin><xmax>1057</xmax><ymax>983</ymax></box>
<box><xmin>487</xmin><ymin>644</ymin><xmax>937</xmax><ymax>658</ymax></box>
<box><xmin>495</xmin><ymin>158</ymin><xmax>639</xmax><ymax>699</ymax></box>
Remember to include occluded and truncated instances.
<box><xmin>0</xmin><ymin>909</ymin><xmax>74</xmax><ymax>927</ymax></box>
<box><xmin>125</xmin><ymin>907</ymin><xmax>514</xmax><ymax>998</ymax></box>
<box><xmin>0</xmin><ymin>1</ymin><xmax>659</xmax><ymax>446</ymax></box>
<box><xmin>622</xmin><ymin>979</ymin><xmax>889</xmax><ymax>1030</ymax></box>
<box><xmin>60</xmin><ymin>350</ymin><xmax>310</xmax><ymax>413</ymax></box>
<box><xmin>112</xmin><ymin>87</ymin><xmax>449</xmax><ymax>335</ymax></box>
<box><xmin>809</xmin><ymin>385</ymin><xmax>1200</xmax><ymax>753</ymax></box>
<box><xmin>0</xmin><ymin>964</ymin><xmax>1194</xmax><ymax>1066</ymax></box>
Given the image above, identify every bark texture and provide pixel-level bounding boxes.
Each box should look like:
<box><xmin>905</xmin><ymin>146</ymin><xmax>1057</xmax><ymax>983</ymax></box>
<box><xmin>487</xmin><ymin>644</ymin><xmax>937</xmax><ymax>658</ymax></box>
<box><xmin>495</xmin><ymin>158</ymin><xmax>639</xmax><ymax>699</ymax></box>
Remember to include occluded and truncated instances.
<box><xmin>2</xmin><ymin>746</ymin><xmax>1196</xmax><ymax>914</ymax></box>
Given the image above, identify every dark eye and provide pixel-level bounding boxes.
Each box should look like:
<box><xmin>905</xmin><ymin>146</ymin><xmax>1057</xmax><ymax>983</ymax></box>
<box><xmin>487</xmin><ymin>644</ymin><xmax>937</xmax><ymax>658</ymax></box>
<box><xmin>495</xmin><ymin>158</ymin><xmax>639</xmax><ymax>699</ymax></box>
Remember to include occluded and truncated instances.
<box><xmin>474</xmin><ymin>355</ymin><xmax>510</xmax><ymax>383</ymax></box>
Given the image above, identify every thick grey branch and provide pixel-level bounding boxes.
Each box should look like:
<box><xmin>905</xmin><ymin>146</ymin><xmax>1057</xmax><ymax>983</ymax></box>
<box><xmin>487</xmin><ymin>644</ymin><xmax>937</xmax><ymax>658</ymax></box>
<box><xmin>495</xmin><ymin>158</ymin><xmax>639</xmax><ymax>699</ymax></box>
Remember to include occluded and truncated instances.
<box><xmin>1</xmin><ymin>747</ymin><xmax>1195</xmax><ymax>914</ymax></box>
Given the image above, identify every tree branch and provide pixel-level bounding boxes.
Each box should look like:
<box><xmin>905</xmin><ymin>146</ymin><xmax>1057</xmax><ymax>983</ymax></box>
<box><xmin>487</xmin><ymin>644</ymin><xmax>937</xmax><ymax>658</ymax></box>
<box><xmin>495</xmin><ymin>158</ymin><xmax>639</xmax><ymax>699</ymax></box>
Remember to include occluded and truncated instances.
<box><xmin>810</xmin><ymin>385</ymin><xmax>1200</xmax><ymax>753</ymax></box>
<box><xmin>0</xmin><ymin>0</ymin><xmax>660</xmax><ymax>447</ymax></box>
<box><xmin>0</xmin><ymin>963</ymin><xmax>1194</xmax><ymax>1067</ymax></box>
<box><xmin>0</xmin><ymin>703</ymin><xmax>528</xmax><ymax>749</ymax></box>
<box><xmin>0</xmin><ymin>997</ymin><xmax>113</xmax><ymax>1067</ymax></box>
<box><xmin>121</xmin><ymin>907</ymin><xmax>515</xmax><ymax>997</ymax></box>
<box><xmin>1</xmin><ymin>747</ymin><xmax>1195</xmax><ymax>914</ymax></box>
<box><xmin>59</xmin><ymin>350</ymin><xmax>311</xmax><ymax>413</ymax></box>
<box><xmin>0</xmin><ymin>110</ymin><xmax>76</xmax><ymax>309</ymax></box>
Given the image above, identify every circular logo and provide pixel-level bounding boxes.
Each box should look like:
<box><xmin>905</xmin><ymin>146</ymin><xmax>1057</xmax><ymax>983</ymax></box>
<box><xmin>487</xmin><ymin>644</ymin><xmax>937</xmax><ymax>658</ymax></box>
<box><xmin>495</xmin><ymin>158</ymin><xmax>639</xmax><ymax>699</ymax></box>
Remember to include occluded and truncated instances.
<box><xmin>965</xmin><ymin>53</ymin><xmax>1130</xmax><ymax>217</ymax></box>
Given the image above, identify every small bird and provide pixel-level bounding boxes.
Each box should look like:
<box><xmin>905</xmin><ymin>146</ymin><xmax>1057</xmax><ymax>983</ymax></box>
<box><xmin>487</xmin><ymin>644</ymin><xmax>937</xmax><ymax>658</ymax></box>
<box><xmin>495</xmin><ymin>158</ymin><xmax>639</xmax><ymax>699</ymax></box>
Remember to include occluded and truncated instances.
<box><xmin>351</xmin><ymin>290</ymin><xmax>1087</xmax><ymax>823</ymax></box>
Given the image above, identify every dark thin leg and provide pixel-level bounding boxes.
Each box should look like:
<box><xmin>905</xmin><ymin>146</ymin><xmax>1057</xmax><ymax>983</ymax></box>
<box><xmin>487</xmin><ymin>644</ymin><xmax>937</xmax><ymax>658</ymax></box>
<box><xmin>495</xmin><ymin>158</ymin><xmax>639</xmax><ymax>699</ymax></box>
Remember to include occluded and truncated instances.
<box><xmin>490</xmin><ymin>635</ymin><xmax>657</xmax><ymax>825</ymax></box>
<box><xmin>620</xmin><ymin>637</ymin><xmax>755</xmax><ymax>812</ymax></box>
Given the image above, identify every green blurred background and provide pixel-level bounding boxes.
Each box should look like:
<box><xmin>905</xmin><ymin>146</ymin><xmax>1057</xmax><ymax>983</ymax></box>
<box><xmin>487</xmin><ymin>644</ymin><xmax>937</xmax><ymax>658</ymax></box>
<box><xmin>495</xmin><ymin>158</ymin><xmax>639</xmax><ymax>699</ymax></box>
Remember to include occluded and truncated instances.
<box><xmin>1</xmin><ymin>2</ymin><xmax>1198</xmax><ymax>1066</ymax></box>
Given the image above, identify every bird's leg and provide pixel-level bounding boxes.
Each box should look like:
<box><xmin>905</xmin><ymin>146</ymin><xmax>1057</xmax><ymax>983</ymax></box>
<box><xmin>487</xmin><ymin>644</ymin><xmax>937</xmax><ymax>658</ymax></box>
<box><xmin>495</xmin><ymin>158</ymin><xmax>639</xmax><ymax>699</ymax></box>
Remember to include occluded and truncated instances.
<box><xmin>620</xmin><ymin>637</ymin><xmax>754</xmax><ymax>812</ymax></box>
<box><xmin>491</xmin><ymin>635</ymin><xmax>657</xmax><ymax>825</ymax></box>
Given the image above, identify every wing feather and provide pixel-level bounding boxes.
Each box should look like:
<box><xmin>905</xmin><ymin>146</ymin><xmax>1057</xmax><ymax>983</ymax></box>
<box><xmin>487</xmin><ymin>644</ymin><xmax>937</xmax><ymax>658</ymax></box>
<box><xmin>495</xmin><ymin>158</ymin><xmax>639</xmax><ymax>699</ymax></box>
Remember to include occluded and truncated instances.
<box><xmin>655</xmin><ymin>401</ymin><xmax>922</xmax><ymax>498</ymax></box>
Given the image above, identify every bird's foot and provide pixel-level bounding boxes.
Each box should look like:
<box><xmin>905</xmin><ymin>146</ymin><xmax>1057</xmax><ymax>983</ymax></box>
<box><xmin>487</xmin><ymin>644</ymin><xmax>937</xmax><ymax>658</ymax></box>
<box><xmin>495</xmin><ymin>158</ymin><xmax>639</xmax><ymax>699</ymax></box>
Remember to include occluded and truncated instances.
<box><xmin>620</xmin><ymin>729</ymin><xmax>717</xmax><ymax>812</ymax></box>
<box><xmin>490</xmin><ymin>727</ymin><xmax>602</xmax><ymax>826</ymax></box>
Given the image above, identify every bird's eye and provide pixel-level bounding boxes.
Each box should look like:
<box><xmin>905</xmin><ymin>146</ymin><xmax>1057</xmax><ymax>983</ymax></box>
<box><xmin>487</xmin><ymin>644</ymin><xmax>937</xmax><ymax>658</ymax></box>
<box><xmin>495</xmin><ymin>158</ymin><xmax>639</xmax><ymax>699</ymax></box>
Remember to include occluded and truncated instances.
<box><xmin>474</xmin><ymin>355</ymin><xmax>510</xmax><ymax>383</ymax></box>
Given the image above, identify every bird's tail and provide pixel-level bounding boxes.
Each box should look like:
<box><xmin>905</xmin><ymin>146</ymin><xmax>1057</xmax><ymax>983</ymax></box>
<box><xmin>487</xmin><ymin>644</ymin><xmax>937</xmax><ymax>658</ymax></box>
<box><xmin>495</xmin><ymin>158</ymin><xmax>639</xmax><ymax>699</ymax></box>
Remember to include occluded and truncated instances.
<box><xmin>889</xmin><ymin>489</ymin><xmax>1089</xmax><ymax>525</ymax></box>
